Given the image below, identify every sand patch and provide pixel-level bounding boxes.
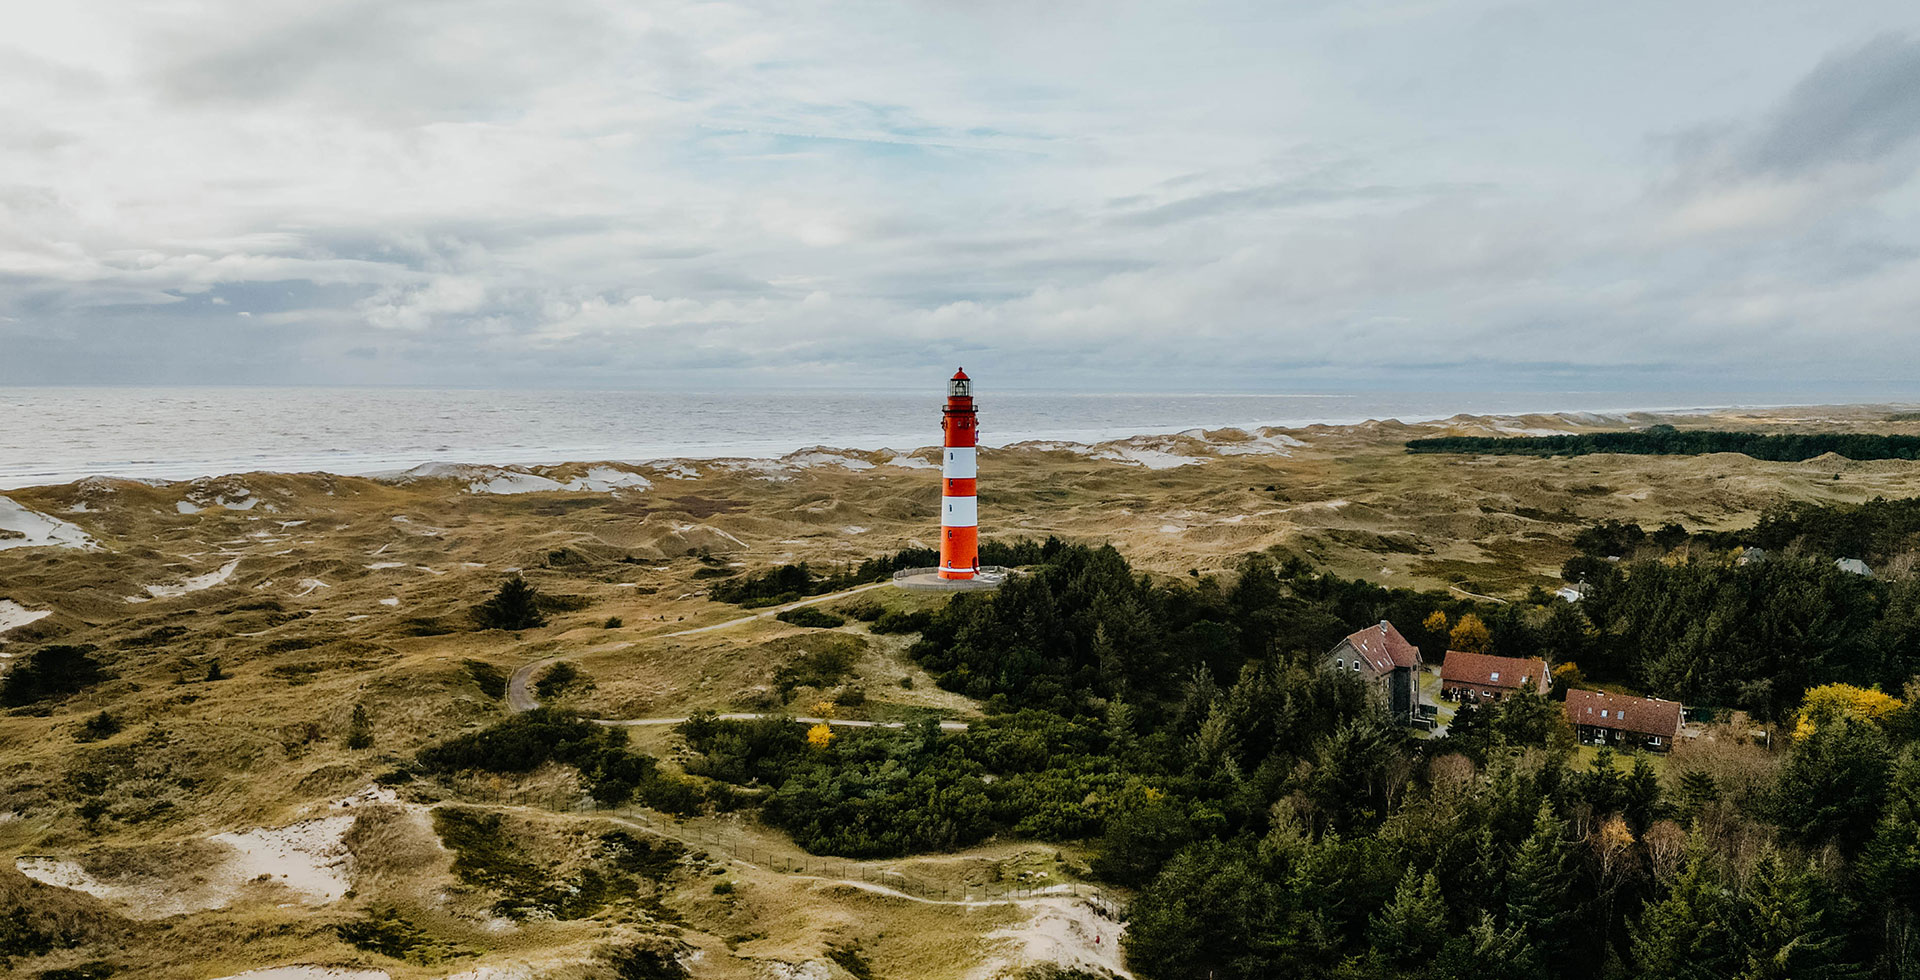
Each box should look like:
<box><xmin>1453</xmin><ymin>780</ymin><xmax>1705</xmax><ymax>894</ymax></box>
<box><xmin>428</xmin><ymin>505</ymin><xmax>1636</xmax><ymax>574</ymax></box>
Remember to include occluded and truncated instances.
<box><xmin>0</xmin><ymin>495</ymin><xmax>97</xmax><ymax>550</ymax></box>
<box><xmin>212</xmin><ymin>969</ymin><xmax>389</xmax><ymax>980</ymax></box>
<box><xmin>17</xmin><ymin>796</ymin><xmax>371</xmax><ymax>920</ymax></box>
<box><xmin>133</xmin><ymin>558</ymin><xmax>242</xmax><ymax>602</ymax></box>
<box><xmin>1091</xmin><ymin>447</ymin><xmax>1205</xmax><ymax>470</ymax></box>
<box><xmin>978</xmin><ymin>898</ymin><xmax>1131</xmax><ymax>979</ymax></box>
<box><xmin>0</xmin><ymin>599</ymin><xmax>52</xmax><ymax>636</ymax></box>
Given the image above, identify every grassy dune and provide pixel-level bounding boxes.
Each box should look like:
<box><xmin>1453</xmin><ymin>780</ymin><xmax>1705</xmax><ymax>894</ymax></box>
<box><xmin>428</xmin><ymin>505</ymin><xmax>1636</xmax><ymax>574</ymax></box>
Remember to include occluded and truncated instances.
<box><xmin>3</xmin><ymin>403</ymin><xmax>1919</xmax><ymax>976</ymax></box>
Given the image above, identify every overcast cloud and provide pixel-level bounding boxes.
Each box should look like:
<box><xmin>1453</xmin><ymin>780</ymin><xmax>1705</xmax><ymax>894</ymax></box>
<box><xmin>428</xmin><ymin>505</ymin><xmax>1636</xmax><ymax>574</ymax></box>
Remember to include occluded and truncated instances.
<box><xmin>2</xmin><ymin>1</ymin><xmax>1918</xmax><ymax>391</ymax></box>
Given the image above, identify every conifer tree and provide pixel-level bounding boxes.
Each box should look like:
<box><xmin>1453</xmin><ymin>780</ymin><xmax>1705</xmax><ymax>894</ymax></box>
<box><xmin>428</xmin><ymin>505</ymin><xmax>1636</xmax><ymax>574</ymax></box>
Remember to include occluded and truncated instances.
<box><xmin>346</xmin><ymin>703</ymin><xmax>373</xmax><ymax>750</ymax></box>
<box><xmin>1504</xmin><ymin>803</ymin><xmax>1578</xmax><ymax>972</ymax></box>
<box><xmin>1369</xmin><ymin>867</ymin><xmax>1448</xmax><ymax>973</ymax></box>
<box><xmin>1434</xmin><ymin>912</ymin><xmax>1542</xmax><ymax>980</ymax></box>
<box><xmin>1623</xmin><ymin>754</ymin><xmax>1663</xmax><ymax>835</ymax></box>
<box><xmin>1631</xmin><ymin>833</ymin><xmax>1732</xmax><ymax>980</ymax></box>
<box><xmin>475</xmin><ymin>574</ymin><xmax>547</xmax><ymax>631</ymax></box>
<box><xmin>1731</xmin><ymin>849</ymin><xmax>1848</xmax><ymax>980</ymax></box>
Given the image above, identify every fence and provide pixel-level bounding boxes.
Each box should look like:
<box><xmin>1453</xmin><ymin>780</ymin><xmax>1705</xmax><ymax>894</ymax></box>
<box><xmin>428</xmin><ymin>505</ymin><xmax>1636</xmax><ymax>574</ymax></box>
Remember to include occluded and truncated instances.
<box><xmin>427</xmin><ymin>779</ymin><xmax>1127</xmax><ymax>919</ymax></box>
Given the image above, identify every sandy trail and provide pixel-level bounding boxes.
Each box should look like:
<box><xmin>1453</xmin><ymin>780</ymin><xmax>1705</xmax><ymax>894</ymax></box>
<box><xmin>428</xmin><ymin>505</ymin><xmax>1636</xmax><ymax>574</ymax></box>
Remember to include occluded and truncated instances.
<box><xmin>505</xmin><ymin>581</ymin><xmax>892</xmax><ymax>713</ymax></box>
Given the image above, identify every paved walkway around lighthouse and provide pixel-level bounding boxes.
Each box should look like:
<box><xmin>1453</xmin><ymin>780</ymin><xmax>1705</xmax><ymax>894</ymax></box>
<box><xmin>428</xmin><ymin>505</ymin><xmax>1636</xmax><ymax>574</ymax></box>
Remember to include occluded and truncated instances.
<box><xmin>503</xmin><ymin>580</ymin><xmax>975</xmax><ymax>730</ymax></box>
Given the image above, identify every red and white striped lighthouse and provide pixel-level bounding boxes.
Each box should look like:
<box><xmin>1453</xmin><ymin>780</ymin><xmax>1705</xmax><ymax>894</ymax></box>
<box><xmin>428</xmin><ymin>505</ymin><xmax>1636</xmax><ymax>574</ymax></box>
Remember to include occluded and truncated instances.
<box><xmin>939</xmin><ymin>368</ymin><xmax>979</xmax><ymax>580</ymax></box>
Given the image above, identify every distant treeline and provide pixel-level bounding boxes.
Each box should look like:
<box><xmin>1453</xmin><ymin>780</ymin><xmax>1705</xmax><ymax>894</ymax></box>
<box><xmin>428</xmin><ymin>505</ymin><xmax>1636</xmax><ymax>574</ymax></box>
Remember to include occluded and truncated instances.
<box><xmin>1406</xmin><ymin>425</ymin><xmax>1920</xmax><ymax>461</ymax></box>
<box><xmin>1574</xmin><ymin>496</ymin><xmax>1920</xmax><ymax>565</ymax></box>
<box><xmin>708</xmin><ymin>537</ymin><xmax>1067</xmax><ymax>607</ymax></box>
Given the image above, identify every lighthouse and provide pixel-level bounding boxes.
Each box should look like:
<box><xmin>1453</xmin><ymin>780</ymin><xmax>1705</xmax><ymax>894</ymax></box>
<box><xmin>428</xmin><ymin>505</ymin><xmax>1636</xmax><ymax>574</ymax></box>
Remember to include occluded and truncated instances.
<box><xmin>939</xmin><ymin>368</ymin><xmax>979</xmax><ymax>580</ymax></box>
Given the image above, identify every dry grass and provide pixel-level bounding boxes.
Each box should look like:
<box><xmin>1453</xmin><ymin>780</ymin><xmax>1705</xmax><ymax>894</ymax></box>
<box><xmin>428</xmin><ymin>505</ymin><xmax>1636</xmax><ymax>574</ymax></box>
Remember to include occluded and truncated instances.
<box><xmin>2</xmin><ymin>405</ymin><xmax>1918</xmax><ymax>975</ymax></box>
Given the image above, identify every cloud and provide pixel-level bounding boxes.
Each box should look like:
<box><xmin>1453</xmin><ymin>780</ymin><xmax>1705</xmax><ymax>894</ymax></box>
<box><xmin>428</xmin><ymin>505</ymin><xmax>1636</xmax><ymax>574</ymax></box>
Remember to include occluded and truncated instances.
<box><xmin>0</xmin><ymin>2</ymin><xmax>1917</xmax><ymax>391</ymax></box>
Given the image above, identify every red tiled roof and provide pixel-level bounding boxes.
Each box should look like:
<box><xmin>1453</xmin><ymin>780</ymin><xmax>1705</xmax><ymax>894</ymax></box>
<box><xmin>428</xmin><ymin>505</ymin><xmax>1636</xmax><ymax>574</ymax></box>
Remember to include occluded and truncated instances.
<box><xmin>1440</xmin><ymin>651</ymin><xmax>1549</xmax><ymax>694</ymax></box>
<box><xmin>1331</xmin><ymin>621</ymin><xmax>1422</xmax><ymax>675</ymax></box>
<box><xmin>1564</xmin><ymin>689</ymin><xmax>1683</xmax><ymax>739</ymax></box>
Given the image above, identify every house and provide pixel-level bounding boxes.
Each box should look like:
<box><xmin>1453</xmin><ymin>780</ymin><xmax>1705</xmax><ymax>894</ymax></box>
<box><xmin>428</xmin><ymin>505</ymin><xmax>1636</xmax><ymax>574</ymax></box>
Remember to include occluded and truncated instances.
<box><xmin>1564</xmin><ymin>689</ymin><xmax>1684</xmax><ymax>752</ymax></box>
<box><xmin>1836</xmin><ymin>557</ymin><xmax>1873</xmax><ymax>577</ymax></box>
<box><xmin>1327</xmin><ymin>620</ymin><xmax>1423</xmax><ymax>724</ymax></box>
<box><xmin>1440</xmin><ymin>651</ymin><xmax>1549</xmax><ymax>704</ymax></box>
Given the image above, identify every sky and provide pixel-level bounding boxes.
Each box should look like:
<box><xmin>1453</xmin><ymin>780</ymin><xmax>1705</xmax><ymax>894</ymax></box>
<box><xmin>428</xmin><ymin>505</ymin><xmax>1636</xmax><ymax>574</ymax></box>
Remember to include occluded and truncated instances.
<box><xmin>2</xmin><ymin>1</ymin><xmax>1918</xmax><ymax>393</ymax></box>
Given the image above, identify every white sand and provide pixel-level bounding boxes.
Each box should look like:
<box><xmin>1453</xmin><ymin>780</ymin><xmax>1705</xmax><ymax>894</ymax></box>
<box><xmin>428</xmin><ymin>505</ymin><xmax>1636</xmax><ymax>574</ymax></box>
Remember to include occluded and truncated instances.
<box><xmin>0</xmin><ymin>599</ymin><xmax>52</xmax><ymax>636</ymax></box>
<box><xmin>366</xmin><ymin>561</ymin><xmax>407</xmax><ymax>570</ymax></box>
<box><xmin>784</xmin><ymin>449</ymin><xmax>876</xmax><ymax>470</ymax></box>
<box><xmin>138</xmin><ymin>558</ymin><xmax>242</xmax><ymax>600</ymax></box>
<box><xmin>1090</xmin><ymin>447</ymin><xmax>1206</xmax><ymax>469</ymax></box>
<box><xmin>212</xmin><ymin>969</ymin><xmax>389</xmax><ymax>980</ymax></box>
<box><xmin>209</xmin><ymin>813</ymin><xmax>356</xmax><ymax>904</ymax></box>
<box><xmin>884</xmin><ymin>452</ymin><xmax>939</xmax><ymax>469</ymax></box>
<box><xmin>980</xmin><ymin>898</ymin><xmax>1132</xmax><ymax>979</ymax></box>
<box><xmin>293</xmin><ymin>578</ymin><xmax>331</xmax><ymax>597</ymax></box>
<box><xmin>561</xmin><ymin>465</ymin><xmax>653</xmax><ymax>491</ymax></box>
<box><xmin>379</xmin><ymin>597</ymin><xmax>399</xmax><ymax>606</ymax></box>
<box><xmin>398</xmin><ymin>462</ymin><xmax>653</xmax><ymax>494</ymax></box>
<box><xmin>0</xmin><ymin>495</ymin><xmax>97</xmax><ymax>551</ymax></box>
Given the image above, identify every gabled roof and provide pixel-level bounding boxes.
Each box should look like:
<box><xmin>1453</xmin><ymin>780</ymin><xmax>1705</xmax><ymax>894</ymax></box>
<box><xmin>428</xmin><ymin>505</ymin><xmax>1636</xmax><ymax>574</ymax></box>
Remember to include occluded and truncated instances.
<box><xmin>1564</xmin><ymin>689</ymin><xmax>1683</xmax><ymax>739</ymax></box>
<box><xmin>1331</xmin><ymin>621</ymin><xmax>1422</xmax><ymax>674</ymax></box>
<box><xmin>1440</xmin><ymin>651</ymin><xmax>1549</xmax><ymax>694</ymax></box>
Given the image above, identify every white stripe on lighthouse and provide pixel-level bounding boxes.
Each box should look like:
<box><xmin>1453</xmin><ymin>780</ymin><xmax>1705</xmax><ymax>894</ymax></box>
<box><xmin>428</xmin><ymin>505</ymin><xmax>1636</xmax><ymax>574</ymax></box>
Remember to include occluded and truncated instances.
<box><xmin>942</xmin><ymin>496</ymin><xmax>978</xmax><ymax>527</ymax></box>
<box><xmin>942</xmin><ymin>446</ymin><xmax>976</xmax><ymax>478</ymax></box>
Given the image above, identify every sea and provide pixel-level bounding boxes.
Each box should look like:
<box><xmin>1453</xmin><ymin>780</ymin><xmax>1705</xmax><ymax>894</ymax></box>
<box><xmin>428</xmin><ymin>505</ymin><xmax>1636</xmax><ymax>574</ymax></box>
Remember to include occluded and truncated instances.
<box><xmin>0</xmin><ymin>385</ymin><xmax>1904</xmax><ymax>490</ymax></box>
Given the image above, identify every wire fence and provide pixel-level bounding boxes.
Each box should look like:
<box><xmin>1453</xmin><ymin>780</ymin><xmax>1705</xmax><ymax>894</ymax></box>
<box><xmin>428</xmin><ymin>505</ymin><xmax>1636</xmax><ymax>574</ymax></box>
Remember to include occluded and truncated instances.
<box><xmin>431</xmin><ymin>779</ymin><xmax>1128</xmax><ymax>920</ymax></box>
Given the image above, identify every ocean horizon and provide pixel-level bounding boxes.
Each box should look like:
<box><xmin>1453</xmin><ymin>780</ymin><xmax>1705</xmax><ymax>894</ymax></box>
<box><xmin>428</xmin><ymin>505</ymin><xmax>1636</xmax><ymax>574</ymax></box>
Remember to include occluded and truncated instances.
<box><xmin>2</xmin><ymin>384</ymin><xmax>1913</xmax><ymax>490</ymax></box>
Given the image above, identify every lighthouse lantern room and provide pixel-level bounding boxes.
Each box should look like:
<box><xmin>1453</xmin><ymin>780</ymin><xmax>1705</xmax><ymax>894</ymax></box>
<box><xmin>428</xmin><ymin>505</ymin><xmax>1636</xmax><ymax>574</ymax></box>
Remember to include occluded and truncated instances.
<box><xmin>939</xmin><ymin>368</ymin><xmax>979</xmax><ymax>580</ymax></box>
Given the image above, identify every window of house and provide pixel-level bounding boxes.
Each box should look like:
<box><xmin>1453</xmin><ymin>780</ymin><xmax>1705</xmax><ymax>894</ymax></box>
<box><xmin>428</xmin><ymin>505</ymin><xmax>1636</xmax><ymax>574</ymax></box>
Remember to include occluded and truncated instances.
<box><xmin>1336</xmin><ymin>659</ymin><xmax>1344</xmax><ymax>670</ymax></box>
<box><xmin>1490</xmin><ymin>672</ymin><xmax>1501</xmax><ymax>682</ymax></box>
<box><xmin>1649</xmin><ymin>736</ymin><xmax>1661</xmax><ymax>746</ymax></box>
<box><xmin>1601</xmin><ymin>709</ymin><xmax>1609</xmax><ymax>718</ymax></box>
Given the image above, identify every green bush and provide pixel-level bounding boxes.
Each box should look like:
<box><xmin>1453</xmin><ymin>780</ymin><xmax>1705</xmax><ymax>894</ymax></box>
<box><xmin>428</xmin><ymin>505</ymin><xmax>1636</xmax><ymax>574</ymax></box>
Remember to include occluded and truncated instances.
<box><xmin>775</xmin><ymin>606</ymin><xmax>845</xmax><ymax>629</ymax></box>
<box><xmin>462</xmin><ymin>659</ymin><xmax>506</xmax><ymax>699</ymax></box>
<box><xmin>473</xmin><ymin>575</ymin><xmax>547</xmax><ymax>630</ymax></box>
<box><xmin>0</xmin><ymin>645</ymin><xmax>106</xmax><ymax>706</ymax></box>
<box><xmin>533</xmin><ymin>661</ymin><xmax>584</xmax><ymax>700</ymax></box>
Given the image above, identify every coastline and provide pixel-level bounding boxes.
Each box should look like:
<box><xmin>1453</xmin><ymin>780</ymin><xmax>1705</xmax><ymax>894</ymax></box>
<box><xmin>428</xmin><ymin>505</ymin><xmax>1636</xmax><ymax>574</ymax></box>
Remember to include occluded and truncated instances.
<box><xmin>4</xmin><ymin>398</ymin><xmax>1906</xmax><ymax>492</ymax></box>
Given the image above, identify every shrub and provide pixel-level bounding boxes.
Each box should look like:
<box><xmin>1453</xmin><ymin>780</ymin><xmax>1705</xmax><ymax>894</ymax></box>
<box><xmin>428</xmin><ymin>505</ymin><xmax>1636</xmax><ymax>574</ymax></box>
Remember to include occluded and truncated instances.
<box><xmin>775</xmin><ymin>607</ymin><xmax>845</xmax><ymax>629</ymax></box>
<box><xmin>773</xmin><ymin>641</ymin><xmax>860</xmax><ymax>698</ymax></box>
<box><xmin>473</xmin><ymin>575</ymin><xmax>547</xmax><ymax>630</ymax></box>
<box><xmin>346</xmin><ymin>703</ymin><xmax>374</xmax><ymax>750</ymax></box>
<box><xmin>534</xmin><ymin>662</ymin><xmax>584</xmax><ymax>700</ymax></box>
<box><xmin>463</xmin><ymin>659</ymin><xmax>506</xmax><ymax>699</ymax></box>
<box><xmin>335</xmin><ymin>905</ymin><xmax>470</xmax><ymax>963</ymax></box>
<box><xmin>74</xmin><ymin>711</ymin><xmax>121</xmax><ymax>743</ymax></box>
<box><xmin>604</xmin><ymin>616</ymin><xmax>624</xmax><ymax>629</ymax></box>
<box><xmin>871</xmin><ymin>610</ymin><xmax>932</xmax><ymax>634</ymax></box>
<box><xmin>0</xmin><ymin>645</ymin><xmax>106</xmax><ymax>706</ymax></box>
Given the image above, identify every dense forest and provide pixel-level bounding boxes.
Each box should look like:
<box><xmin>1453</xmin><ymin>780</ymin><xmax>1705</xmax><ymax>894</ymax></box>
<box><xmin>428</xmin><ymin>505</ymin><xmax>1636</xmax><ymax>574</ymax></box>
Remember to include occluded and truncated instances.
<box><xmin>708</xmin><ymin>539</ymin><xmax>1062</xmax><ymax>606</ymax></box>
<box><xmin>1555</xmin><ymin>508</ymin><xmax>1920</xmax><ymax>719</ymax></box>
<box><xmin>1406</xmin><ymin>425</ymin><xmax>1920</xmax><ymax>461</ymax></box>
<box><xmin>670</xmin><ymin>541</ymin><xmax>1920</xmax><ymax>979</ymax></box>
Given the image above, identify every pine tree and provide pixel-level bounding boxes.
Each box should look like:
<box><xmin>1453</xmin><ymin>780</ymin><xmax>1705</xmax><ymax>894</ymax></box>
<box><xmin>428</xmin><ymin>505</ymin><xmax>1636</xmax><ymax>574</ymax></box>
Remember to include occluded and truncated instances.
<box><xmin>1504</xmin><ymin>803</ymin><xmax>1578</xmax><ymax>973</ymax></box>
<box><xmin>1731</xmin><ymin>849</ymin><xmax>1849</xmax><ymax>980</ymax></box>
<box><xmin>1631</xmin><ymin>833</ymin><xmax>1732</xmax><ymax>980</ymax></box>
<box><xmin>1434</xmin><ymin>912</ymin><xmax>1542</xmax><ymax>980</ymax></box>
<box><xmin>346</xmin><ymin>703</ymin><xmax>373</xmax><ymax>750</ymax></box>
<box><xmin>475</xmin><ymin>574</ymin><xmax>547</xmax><ymax>631</ymax></box>
<box><xmin>1369</xmin><ymin>867</ymin><xmax>1448</xmax><ymax>973</ymax></box>
<box><xmin>1623</xmin><ymin>754</ymin><xmax>1662</xmax><ymax>835</ymax></box>
<box><xmin>1674</xmin><ymin>769</ymin><xmax>1721</xmax><ymax>825</ymax></box>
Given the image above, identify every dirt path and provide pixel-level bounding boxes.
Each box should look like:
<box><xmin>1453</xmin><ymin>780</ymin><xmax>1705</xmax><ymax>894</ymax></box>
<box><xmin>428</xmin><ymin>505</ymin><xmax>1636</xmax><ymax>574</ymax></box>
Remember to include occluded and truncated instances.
<box><xmin>600</xmin><ymin>712</ymin><xmax>970</xmax><ymax>731</ymax></box>
<box><xmin>505</xmin><ymin>581</ymin><xmax>893</xmax><ymax>713</ymax></box>
<box><xmin>439</xmin><ymin>800</ymin><xmax>1098</xmax><ymax>911</ymax></box>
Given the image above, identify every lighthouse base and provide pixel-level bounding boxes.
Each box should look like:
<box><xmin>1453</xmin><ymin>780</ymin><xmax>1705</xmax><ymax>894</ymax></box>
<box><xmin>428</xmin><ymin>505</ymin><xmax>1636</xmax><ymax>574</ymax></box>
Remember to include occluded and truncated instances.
<box><xmin>891</xmin><ymin>566</ymin><xmax>1011</xmax><ymax>593</ymax></box>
